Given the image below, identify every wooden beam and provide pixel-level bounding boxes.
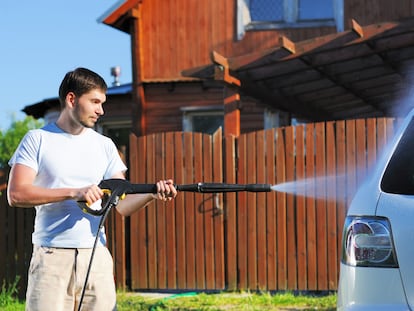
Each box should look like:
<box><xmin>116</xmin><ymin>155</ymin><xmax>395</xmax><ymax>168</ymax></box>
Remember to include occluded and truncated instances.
<box><xmin>212</xmin><ymin>51</ymin><xmax>241</xmax><ymax>86</ymax></box>
<box><xmin>211</xmin><ymin>51</ymin><xmax>241</xmax><ymax>137</ymax></box>
<box><xmin>350</xmin><ymin>19</ymin><xmax>364</xmax><ymax>38</ymax></box>
<box><xmin>223</xmin><ymin>86</ymin><xmax>240</xmax><ymax>137</ymax></box>
<box><xmin>278</xmin><ymin>36</ymin><xmax>296</xmax><ymax>54</ymax></box>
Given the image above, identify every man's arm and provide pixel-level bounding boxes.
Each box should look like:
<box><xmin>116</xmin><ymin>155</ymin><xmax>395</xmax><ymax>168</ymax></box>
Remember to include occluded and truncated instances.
<box><xmin>110</xmin><ymin>172</ymin><xmax>177</xmax><ymax>217</ymax></box>
<box><xmin>7</xmin><ymin>163</ymin><xmax>103</xmax><ymax>208</ymax></box>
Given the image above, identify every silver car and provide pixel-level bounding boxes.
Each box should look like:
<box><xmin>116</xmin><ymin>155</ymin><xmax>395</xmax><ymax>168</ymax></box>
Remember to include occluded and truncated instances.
<box><xmin>337</xmin><ymin>109</ymin><xmax>414</xmax><ymax>310</ymax></box>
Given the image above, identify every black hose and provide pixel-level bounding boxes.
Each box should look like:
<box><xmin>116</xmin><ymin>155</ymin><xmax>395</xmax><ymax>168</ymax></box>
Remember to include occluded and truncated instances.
<box><xmin>77</xmin><ymin>195</ymin><xmax>118</xmax><ymax>311</ymax></box>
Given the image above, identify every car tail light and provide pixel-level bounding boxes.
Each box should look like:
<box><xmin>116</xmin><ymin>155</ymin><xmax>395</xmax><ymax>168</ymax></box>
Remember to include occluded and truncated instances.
<box><xmin>342</xmin><ymin>216</ymin><xmax>398</xmax><ymax>267</ymax></box>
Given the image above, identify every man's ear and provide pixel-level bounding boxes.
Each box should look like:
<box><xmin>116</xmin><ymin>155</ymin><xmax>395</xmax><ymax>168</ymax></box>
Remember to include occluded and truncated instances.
<box><xmin>66</xmin><ymin>92</ymin><xmax>76</xmax><ymax>108</ymax></box>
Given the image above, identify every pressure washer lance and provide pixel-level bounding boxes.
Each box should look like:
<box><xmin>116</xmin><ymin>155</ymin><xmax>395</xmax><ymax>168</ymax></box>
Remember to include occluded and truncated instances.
<box><xmin>76</xmin><ymin>178</ymin><xmax>272</xmax><ymax>310</ymax></box>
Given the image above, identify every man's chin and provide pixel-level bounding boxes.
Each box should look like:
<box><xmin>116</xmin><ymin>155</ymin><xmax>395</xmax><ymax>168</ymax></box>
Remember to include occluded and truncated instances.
<box><xmin>80</xmin><ymin>120</ymin><xmax>96</xmax><ymax>129</ymax></box>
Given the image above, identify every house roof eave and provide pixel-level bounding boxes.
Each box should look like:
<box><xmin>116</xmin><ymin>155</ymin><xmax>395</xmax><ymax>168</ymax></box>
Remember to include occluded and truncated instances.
<box><xmin>98</xmin><ymin>0</ymin><xmax>140</xmax><ymax>33</ymax></box>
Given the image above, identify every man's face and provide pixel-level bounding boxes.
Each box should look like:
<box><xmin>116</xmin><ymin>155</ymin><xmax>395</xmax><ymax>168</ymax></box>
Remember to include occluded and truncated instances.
<box><xmin>72</xmin><ymin>89</ymin><xmax>106</xmax><ymax>128</ymax></box>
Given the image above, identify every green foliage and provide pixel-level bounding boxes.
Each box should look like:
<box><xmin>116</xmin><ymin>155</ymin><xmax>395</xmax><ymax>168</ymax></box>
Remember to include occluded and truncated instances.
<box><xmin>0</xmin><ymin>277</ymin><xmax>24</xmax><ymax>310</ymax></box>
<box><xmin>0</xmin><ymin>116</ymin><xmax>43</xmax><ymax>169</ymax></box>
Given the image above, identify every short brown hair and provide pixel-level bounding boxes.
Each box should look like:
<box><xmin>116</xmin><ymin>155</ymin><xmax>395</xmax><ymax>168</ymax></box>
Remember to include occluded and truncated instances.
<box><xmin>58</xmin><ymin>68</ymin><xmax>107</xmax><ymax>108</ymax></box>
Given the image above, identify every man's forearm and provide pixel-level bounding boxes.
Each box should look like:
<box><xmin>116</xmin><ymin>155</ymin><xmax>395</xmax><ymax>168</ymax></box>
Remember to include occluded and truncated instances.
<box><xmin>7</xmin><ymin>185</ymin><xmax>76</xmax><ymax>208</ymax></box>
<box><xmin>115</xmin><ymin>193</ymin><xmax>156</xmax><ymax>216</ymax></box>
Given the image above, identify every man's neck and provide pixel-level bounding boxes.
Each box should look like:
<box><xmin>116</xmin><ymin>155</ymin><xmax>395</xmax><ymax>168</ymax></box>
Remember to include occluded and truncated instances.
<box><xmin>55</xmin><ymin>117</ymin><xmax>86</xmax><ymax>135</ymax></box>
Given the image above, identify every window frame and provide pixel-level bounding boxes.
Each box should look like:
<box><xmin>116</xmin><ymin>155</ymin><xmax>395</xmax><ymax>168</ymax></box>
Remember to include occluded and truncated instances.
<box><xmin>237</xmin><ymin>0</ymin><xmax>343</xmax><ymax>39</ymax></box>
<box><xmin>181</xmin><ymin>106</ymin><xmax>224</xmax><ymax>134</ymax></box>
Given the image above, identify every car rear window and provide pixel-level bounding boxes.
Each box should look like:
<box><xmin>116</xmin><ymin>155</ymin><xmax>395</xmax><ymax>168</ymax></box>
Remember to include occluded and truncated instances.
<box><xmin>381</xmin><ymin>118</ymin><xmax>414</xmax><ymax>194</ymax></box>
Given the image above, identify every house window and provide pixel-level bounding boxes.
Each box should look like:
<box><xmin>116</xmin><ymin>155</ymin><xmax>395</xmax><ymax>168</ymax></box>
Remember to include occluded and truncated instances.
<box><xmin>264</xmin><ymin>109</ymin><xmax>290</xmax><ymax>129</ymax></box>
<box><xmin>97</xmin><ymin>120</ymin><xmax>131</xmax><ymax>174</ymax></box>
<box><xmin>237</xmin><ymin>0</ymin><xmax>343</xmax><ymax>38</ymax></box>
<box><xmin>182</xmin><ymin>106</ymin><xmax>224</xmax><ymax>135</ymax></box>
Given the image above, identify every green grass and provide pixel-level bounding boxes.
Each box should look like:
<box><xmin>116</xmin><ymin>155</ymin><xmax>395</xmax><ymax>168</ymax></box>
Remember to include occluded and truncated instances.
<box><xmin>0</xmin><ymin>281</ymin><xmax>337</xmax><ymax>311</ymax></box>
<box><xmin>117</xmin><ymin>291</ymin><xmax>337</xmax><ymax>311</ymax></box>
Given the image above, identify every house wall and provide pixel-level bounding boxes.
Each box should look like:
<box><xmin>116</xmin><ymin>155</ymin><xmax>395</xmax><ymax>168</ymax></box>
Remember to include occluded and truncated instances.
<box><xmin>143</xmin><ymin>82</ymin><xmax>266</xmax><ymax>135</ymax></box>
<box><xmin>137</xmin><ymin>0</ymin><xmax>414</xmax><ymax>81</ymax></box>
<box><xmin>99</xmin><ymin>93</ymin><xmax>133</xmax><ymax>122</ymax></box>
<box><xmin>344</xmin><ymin>0</ymin><xmax>414</xmax><ymax>27</ymax></box>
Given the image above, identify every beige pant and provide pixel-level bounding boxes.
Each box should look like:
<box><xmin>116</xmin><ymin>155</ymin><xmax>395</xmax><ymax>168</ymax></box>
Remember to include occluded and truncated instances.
<box><xmin>25</xmin><ymin>246</ymin><xmax>116</xmax><ymax>311</ymax></box>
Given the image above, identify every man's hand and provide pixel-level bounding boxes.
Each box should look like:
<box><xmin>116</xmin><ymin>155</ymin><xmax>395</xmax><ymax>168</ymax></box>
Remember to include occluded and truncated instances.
<box><xmin>75</xmin><ymin>184</ymin><xmax>104</xmax><ymax>206</ymax></box>
<box><xmin>153</xmin><ymin>179</ymin><xmax>177</xmax><ymax>201</ymax></box>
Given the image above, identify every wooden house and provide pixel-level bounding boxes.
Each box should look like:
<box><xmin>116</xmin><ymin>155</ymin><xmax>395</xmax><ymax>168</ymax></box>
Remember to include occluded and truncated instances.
<box><xmin>96</xmin><ymin>0</ymin><xmax>414</xmax><ymax>138</ymax></box>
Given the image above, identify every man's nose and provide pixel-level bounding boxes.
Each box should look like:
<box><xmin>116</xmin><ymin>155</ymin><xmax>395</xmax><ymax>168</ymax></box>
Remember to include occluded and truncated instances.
<box><xmin>97</xmin><ymin>104</ymin><xmax>104</xmax><ymax>116</ymax></box>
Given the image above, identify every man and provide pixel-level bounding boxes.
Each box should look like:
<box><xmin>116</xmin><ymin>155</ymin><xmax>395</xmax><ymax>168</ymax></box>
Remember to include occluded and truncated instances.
<box><xmin>7</xmin><ymin>67</ymin><xmax>177</xmax><ymax>310</ymax></box>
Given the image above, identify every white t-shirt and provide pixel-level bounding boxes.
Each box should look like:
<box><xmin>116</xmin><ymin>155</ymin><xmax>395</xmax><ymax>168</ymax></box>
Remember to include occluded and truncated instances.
<box><xmin>8</xmin><ymin>123</ymin><xmax>127</xmax><ymax>248</ymax></box>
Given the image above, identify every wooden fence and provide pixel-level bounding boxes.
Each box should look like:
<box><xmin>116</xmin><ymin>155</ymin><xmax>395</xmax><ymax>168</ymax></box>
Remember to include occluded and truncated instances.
<box><xmin>0</xmin><ymin>117</ymin><xmax>398</xmax><ymax>296</ymax></box>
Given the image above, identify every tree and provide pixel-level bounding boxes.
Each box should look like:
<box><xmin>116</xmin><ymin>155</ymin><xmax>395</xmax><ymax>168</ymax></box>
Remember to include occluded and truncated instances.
<box><xmin>0</xmin><ymin>116</ymin><xmax>44</xmax><ymax>169</ymax></box>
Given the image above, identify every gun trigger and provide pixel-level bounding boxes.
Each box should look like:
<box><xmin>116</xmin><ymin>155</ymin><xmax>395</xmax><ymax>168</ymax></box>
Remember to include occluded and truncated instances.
<box><xmin>120</xmin><ymin>193</ymin><xmax>126</xmax><ymax>200</ymax></box>
<box><xmin>102</xmin><ymin>189</ymin><xmax>112</xmax><ymax>195</ymax></box>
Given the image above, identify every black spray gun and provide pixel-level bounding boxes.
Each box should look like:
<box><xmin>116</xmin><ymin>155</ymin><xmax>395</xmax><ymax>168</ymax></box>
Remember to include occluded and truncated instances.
<box><xmin>78</xmin><ymin>178</ymin><xmax>272</xmax><ymax>216</ymax></box>
<box><xmin>76</xmin><ymin>178</ymin><xmax>272</xmax><ymax>311</ymax></box>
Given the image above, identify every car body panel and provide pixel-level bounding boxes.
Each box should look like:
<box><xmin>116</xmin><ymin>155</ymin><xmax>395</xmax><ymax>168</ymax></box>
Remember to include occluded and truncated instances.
<box><xmin>337</xmin><ymin>264</ymin><xmax>408</xmax><ymax>311</ymax></box>
<box><xmin>376</xmin><ymin>193</ymin><xmax>414</xmax><ymax>308</ymax></box>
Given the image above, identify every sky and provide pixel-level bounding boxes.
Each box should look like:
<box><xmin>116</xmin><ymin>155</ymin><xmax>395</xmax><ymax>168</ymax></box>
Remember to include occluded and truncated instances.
<box><xmin>0</xmin><ymin>0</ymin><xmax>132</xmax><ymax>131</ymax></box>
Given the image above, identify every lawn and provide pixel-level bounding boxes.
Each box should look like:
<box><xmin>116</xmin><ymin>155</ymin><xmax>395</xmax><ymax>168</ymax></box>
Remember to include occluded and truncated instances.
<box><xmin>1</xmin><ymin>281</ymin><xmax>337</xmax><ymax>311</ymax></box>
<box><xmin>117</xmin><ymin>291</ymin><xmax>337</xmax><ymax>310</ymax></box>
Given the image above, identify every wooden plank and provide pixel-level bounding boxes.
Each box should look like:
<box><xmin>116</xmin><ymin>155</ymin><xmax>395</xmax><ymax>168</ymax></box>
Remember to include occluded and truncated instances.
<box><xmin>23</xmin><ymin>209</ymin><xmax>34</xmax><ymax>294</ymax></box>
<box><xmin>198</xmin><ymin>0</ymin><xmax>208</xmax><ymax>65</ymax></box>
<box><xmin>224</xmin><ymin>135</ymin><xmax>237</xmax><ymax>290</ymax></box>
<box><xmin>285</xmin><ymin>126</ymin><xmax>297</xmax><ymax>289</ymax></box>
<box><xmin>247</xmin><ymin>132</ymin><xmax>257</xmax><ymax>289</ymax></box>
<box><xmin>376</xmin><ymin>118</ymin><xmax>387</xmax><ymax>152</ymax></box>
<box><xmin>165</xmin><ymin>132</ymin><xmax>177</xmax><ymax>288</ymax></box>
<box><xmin>326</xmin><ymin>121</ymin><xmax>338</xmax><ymax>290</ymax></box>
<box><xmin>276</xmin><ymin>127</ymin><xmax>287</xmax><ymax>290</ymax></box>
<box><xmin>213</xmin><ymin>129</ymin><xmax>225</xmax><ymax>289</ymax></box>
<box><xmin>256</xmin><ymin>131</ymin><xmax>267</xmax><ymax>290</ymax></box>
<box><xmin>305</xmin><ymin>123</ymin><xmax>317</xmax><ymax>290</ymax></box>
<box><xmin>16</xmin><ymin>208</ymin><xmax>25</xmax><ymax>290</ymax></box>
<box><xmin>146</xmin><ymin>134</ymin><xmax>157</xmax><ymax>288</ymax></box>
<box><xmin>184</xmin><ymin>132</ymin><xmax>196</xmax><ymax>289</ymax></box>
<box><xmin>346</xmin><ymin>120</ymin><xmax>357</xmax><ymax>207</ymax></box>
<box><xmin>366</xmin><ymin>118</ymin><xmax>377</xmax><ymax>166</ymax></box>
<box><xmin>386</xmin><ymin>118</ymin><xmax>396</xmax><ymax>142</ymax></box>
<box><xmin>174</xmin><ymin>132</ymin><xmax>187</xmax><ymax>289</ymax></box>
<box><xmin>315</xmin><ymin>122</ymin><xmax>328</xmax><ymax>290</ymax></box>
<box><xmin>295</xmin><ymin>125</ymin><xmax>307</xmax><ymax>290</ymax></box>
<box><xmin>129</xmin><ymin>135</ymin><xmax>141</xmax><ymax>288</ymax></box>
<box><xmin>266</xmin><ymin>129</ymin><xmax>277</xmax><ymax>290</ymax></box>
<box><xmin>237</xmin><ymin>134</ymin><xmax>248</xmax><ymax>289</ymax></box>
<box><xmin>194</xmin><ymin>133</ymin><xmax>206</xmax><ymax>289</ymax></box>
<box><xmin>203</xmin><ymin>134</ymin><xmax>215</xmax><ymax>289</ymax></box>
<box><xmin>156</xmin><ymin>133</ymin><xmax>167</xmax><ymax>289</ymax></box>
<box><xmin>8</xmin><ymin>196</ymin><xmax>16</xmax><ymax>284</ymax></box>
<box><xmin>356</xmin><ymin>119</ymin><xmax>367</xmax><ymax>183</ymax></box>
<box><xmin>114</xmin><ymin>212</ymin><xmax>126</xmax><ymax>289</ymax></box>
<box><xmin>141</xmin><ymin>1</ymin><xmax>153</xmax><ymax>79</ymax></box>
<box><xmin>335</xmin><ymin>121</ymin><xmax>347</xmax><ymax>271</ymax></box>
